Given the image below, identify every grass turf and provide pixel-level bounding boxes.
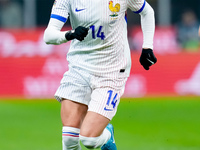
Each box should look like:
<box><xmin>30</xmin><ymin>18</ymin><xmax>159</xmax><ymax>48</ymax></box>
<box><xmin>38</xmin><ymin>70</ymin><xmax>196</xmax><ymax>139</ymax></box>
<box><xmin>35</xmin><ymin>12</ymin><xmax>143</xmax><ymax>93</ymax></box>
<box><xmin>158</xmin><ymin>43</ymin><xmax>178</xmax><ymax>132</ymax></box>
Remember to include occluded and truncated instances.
<box><xmin>0</xmin><ymin>96</ymin><xmax>200</xmax><ymax>150</ymax></box>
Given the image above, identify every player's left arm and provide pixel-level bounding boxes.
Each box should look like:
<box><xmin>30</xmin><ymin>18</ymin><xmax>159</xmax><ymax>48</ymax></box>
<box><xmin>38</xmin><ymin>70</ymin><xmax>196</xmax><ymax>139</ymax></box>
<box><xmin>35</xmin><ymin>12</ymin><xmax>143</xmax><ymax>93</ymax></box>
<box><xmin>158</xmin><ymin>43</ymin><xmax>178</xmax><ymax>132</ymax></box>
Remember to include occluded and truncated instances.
<box><xmin>139</xmin><ymin>1</ymin><xmax>157</xmax><ymax>70</ymax></box>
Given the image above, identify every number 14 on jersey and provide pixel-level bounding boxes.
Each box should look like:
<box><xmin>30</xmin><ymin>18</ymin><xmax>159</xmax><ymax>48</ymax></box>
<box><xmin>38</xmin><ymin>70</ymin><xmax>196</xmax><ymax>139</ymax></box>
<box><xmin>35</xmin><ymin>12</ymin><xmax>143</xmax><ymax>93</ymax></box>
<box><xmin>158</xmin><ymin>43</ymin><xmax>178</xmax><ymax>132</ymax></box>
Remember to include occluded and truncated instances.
<box><xmin>90</xmin><ymin>25</ymin><xmax>105</xmax><ymax>40</ymax></box>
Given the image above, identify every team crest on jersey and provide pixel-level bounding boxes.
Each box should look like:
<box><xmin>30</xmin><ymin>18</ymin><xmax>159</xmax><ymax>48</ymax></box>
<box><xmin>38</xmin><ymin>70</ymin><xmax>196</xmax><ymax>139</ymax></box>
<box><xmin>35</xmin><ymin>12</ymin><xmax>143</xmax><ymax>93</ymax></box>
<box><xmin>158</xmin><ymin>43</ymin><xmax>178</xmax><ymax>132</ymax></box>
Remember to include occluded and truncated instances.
<box><xmin>109</xmin><ymin>1</ymin><xmax>120</xmax><ymax>18</ymax></box>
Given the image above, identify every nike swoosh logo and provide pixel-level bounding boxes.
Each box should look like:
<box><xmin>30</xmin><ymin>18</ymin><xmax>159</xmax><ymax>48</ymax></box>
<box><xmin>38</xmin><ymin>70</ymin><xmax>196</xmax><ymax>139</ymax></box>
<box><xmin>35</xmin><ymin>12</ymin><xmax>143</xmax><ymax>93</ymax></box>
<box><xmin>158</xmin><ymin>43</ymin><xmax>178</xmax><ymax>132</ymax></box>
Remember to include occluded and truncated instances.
<box><xmin>104</xmin><ymin>107</ymin><xmax>113</xmax><ymax>111</ymax></box>
<box><xmin>75</xmin><ymin>8</ymin><xmax>86</xmax><ymax>12</ymax></box>
<box><xmin>147</xmin><ymin>58</ymin><xmax>155</xmax><ymax>64</ymax></box>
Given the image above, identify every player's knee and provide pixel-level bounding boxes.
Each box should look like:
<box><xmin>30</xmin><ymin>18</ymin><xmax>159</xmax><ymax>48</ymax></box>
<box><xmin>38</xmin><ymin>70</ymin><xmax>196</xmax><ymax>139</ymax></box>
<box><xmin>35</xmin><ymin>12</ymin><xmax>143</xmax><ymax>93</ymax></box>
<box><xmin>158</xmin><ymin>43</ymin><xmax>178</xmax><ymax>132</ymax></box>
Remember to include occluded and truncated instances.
<box><xmin>79</xmin><ymin>135</ymin><xmax>100</xmax><ymax>149</ymax></box>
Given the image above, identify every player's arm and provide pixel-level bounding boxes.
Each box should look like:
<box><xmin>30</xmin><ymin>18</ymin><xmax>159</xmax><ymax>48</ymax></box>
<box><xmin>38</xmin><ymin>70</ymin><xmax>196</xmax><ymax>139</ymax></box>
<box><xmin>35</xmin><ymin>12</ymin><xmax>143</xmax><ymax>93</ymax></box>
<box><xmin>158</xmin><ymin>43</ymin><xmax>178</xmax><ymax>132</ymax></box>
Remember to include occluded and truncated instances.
<box><xmin>43</xmin><ymin>18</ymin><xmax>89</xmax><ymax>45</ymax></box>
<box><xmin>43</xmin><ymin>18</ymin><xmax>67</xmax><ymax>45</ymax></box>
<box><xmin>139</xmin><ymin>1</ymin><xmax>157</xmax><ymax>70</ymax></box>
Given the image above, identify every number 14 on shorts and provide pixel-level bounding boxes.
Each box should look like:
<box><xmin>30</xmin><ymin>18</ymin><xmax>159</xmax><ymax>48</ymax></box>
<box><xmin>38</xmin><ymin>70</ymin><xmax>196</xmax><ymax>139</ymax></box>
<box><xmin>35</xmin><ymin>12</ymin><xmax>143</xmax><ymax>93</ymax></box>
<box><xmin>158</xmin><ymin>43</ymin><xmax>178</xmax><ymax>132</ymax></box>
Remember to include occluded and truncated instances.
<box><xmin>104</xmin><ymin>90</ymin><xmax>118</xmax><ymax>111</ymax></box>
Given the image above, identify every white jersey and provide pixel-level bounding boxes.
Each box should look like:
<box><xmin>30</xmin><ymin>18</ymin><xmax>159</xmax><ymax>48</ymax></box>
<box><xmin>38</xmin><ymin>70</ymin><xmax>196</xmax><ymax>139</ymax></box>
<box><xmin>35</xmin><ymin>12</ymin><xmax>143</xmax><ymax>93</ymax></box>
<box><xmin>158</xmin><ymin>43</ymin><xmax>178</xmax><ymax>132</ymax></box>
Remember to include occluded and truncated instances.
<box><xmin>51</xmin><ymin>0</ymin><xmax>146</xmax><ymax>78</ymax></box>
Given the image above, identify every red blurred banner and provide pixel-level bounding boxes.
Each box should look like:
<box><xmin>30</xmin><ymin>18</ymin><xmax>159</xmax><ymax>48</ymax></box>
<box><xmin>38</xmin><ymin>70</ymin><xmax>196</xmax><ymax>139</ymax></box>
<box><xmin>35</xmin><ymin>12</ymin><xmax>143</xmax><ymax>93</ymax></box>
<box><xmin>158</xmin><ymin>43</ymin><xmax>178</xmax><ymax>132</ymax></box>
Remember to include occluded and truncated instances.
<box><xmin>125</xmin><ymin>53</ymin><xmax>200</xmax><ymax>97</ymax></box>
<box><xmin>0</xmin><ymin>28</ymin><xmax>200</xmax><ymax>98</ymax></box>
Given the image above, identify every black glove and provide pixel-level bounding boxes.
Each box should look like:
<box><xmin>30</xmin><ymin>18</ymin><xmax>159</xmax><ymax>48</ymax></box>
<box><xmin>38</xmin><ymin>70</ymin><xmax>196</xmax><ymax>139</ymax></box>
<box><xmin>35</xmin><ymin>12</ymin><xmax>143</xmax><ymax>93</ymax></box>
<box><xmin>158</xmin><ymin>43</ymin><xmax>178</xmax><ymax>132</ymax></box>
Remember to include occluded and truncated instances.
<box><xmin>65</xmin><ymin>26</ymin><xmax>89</xmax><ymax>41</ymax></box>
<box><xmin>139</xmin><ymin>48</ymin><xmax>157</xmax><ymax>70</ymax></box>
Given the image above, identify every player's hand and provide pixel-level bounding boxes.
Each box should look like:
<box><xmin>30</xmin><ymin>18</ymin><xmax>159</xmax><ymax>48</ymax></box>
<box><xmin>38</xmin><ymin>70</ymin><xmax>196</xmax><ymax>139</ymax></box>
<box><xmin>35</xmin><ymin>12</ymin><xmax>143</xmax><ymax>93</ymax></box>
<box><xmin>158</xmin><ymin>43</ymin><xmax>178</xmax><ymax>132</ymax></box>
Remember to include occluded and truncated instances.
<box><xmin>65</xmin><ymin>26</ymin><xmax>89</xmax><ymax>41</ymax></box>
<box><xmin>139</xmin><ymin>48</ymin><xmax>157</xmax><ymax>70</ymax></box>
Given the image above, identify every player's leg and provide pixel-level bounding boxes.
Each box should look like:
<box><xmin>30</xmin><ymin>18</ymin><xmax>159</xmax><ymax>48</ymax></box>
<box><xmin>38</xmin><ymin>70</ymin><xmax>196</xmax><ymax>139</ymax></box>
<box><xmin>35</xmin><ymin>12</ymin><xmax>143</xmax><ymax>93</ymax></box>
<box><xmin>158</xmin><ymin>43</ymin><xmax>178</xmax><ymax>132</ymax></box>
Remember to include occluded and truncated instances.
<box><xmin>79</xmin><ymin>86</ymin><xmax>121</xmax><ymax>149</ymax></box>
<box><xmin>61</xmin><ymin>99</ymin><xmax>88</xmax><ymax>150</ymax></box>
<box><xmin>54</xmin><ymin>67</ymin><xmax>92</xmax><ymax>150</ymax></box>
<box><xmin>80</xmin><ymin>111</ymin><xmax>109</xmax><ymax>137</ymax></box>
<box><xmin>79</xmin><ymin>74</ymin><xmax>127</xmax><ymax>149</ymax></box>
<box><xmin>79</xmin><ymin>111</ymin><xmax>116</xmax><ymax>150</ymax></box>
<box><xmin>61</xmin><ymin>99</ymin><xmax>88</xmax><ymax>128</ymax></box>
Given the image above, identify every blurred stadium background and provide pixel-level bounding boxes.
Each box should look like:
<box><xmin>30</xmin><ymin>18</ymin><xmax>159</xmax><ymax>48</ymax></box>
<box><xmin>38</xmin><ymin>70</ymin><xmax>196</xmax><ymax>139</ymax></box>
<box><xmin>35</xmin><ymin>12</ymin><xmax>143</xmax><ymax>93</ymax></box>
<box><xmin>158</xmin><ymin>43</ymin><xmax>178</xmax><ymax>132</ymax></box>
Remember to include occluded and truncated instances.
<box><xmin>0</xmin><ymin>0</ymin><xmax>200</xmax><ymax>149</ymax></box>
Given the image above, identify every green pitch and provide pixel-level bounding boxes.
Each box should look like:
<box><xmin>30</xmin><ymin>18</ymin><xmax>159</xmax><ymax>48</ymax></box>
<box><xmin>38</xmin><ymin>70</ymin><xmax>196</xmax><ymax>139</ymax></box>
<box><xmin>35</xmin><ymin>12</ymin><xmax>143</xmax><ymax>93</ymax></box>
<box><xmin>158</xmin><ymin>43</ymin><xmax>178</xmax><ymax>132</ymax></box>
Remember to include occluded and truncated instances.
<box><xmin>0</xmin><ymin>96</ymin><xmax>200</xmax><ymax>150</ymax></box>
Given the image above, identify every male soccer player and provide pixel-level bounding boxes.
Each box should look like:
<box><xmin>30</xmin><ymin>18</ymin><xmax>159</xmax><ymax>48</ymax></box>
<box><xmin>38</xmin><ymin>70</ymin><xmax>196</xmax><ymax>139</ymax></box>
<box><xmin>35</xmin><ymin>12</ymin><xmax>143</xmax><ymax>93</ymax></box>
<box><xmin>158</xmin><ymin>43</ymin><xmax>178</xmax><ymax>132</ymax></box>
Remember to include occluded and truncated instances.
<box><xmin>43</xmin><ymin>0</ymin><xmax>157</xmax><ymax>149</ymax></box>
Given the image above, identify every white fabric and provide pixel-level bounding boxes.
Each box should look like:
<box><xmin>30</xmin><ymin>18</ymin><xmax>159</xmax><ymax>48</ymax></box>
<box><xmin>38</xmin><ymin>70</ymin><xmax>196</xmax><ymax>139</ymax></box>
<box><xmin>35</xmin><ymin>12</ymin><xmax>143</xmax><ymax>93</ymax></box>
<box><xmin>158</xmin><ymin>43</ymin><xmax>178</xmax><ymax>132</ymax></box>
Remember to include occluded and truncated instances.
<box><xmin>55</xmin><ymin>67</ymin><xmax>127</xmax><ymax>120</ymax></box>
<box><xmin>43</xmin><ymin>18</ymin><xmax>68</xmax><ymax>45</ymax></box>
<box><xmin>79</xmin><ymin>128</ymin><xmax>111</xmax><ymax>149</ymax></box>
<box><xmin>139</xmin><ymin>2</ymin><xmax>155</xmax><ymax>49</ymax></box>
<box><xmin>43</xmin><ymin>0</ymin><xmax>155</xmax><ymax>78</ymax></box>
<box><xmin>62</xmin><ymin>126</ymin><xmax>81</xmax><ymax>150</ymax></box>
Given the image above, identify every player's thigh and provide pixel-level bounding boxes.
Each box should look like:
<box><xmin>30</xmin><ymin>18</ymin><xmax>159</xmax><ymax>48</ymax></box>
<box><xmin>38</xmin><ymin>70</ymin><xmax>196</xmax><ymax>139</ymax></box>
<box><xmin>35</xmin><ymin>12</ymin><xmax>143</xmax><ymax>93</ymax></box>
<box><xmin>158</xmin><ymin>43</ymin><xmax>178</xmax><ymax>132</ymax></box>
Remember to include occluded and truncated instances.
<box><xmin>80</xmin><ymin>88</ymin><xmax>121</xmax><ymax>137</ymax></box>
<box><xmin>79</xmin><ymin>76</ymin><xmax>127</xmax><ymax>137</ymax></box>
<box><xmin>80</xmin><ymin>111</ymin><xmax>110</xmax><ymax>137</ymax></box>
<box><xmin>61</xmin><ymin>99</ymin><xmax>88</xmax><ymax>128</ymax></box>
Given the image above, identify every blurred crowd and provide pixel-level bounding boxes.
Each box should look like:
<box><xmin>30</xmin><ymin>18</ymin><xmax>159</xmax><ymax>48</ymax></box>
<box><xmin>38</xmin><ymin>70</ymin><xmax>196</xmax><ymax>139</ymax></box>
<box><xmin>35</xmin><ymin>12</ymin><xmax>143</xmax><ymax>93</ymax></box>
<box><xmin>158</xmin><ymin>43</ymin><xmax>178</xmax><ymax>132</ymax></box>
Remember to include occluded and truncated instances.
<box><xmin>176</xmin><ymin>9</ymin><xmax>200</xmax><ymax>52</ymax></box>
<box><xmin>0</xmin><ymin>0</ymin><xmax>22</xmax><ymax>28</ymax></box>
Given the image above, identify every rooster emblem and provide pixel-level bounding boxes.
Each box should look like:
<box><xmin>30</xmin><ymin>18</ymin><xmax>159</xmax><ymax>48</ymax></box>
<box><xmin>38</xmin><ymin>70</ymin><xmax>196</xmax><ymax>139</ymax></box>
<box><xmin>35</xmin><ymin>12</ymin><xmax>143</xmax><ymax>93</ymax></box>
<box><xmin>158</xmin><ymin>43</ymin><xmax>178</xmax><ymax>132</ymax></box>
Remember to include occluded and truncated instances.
<box><xmin>109</xmin><ymin>1</ymin><xmax>120</xmax><ymax>17</ymax></box>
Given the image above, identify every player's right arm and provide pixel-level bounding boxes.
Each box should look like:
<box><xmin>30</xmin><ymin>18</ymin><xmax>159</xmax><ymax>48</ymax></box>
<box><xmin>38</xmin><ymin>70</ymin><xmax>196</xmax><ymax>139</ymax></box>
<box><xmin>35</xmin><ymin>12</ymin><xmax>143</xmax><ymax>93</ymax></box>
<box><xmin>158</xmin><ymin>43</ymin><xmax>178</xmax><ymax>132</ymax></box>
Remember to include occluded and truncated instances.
<box><xmin>43</xmin><ymin>0</ymin><xmax>89</xmax><ymax>45</ymax></box>
<box><xmin>43</xmin><ymin>18</ymin><xmax>67</xmax><ymax>45</ymax></box>
<box><xmin>44</xmin><ymin>18</ymin><xmax>89</xmax><ymax>45</ymax></box>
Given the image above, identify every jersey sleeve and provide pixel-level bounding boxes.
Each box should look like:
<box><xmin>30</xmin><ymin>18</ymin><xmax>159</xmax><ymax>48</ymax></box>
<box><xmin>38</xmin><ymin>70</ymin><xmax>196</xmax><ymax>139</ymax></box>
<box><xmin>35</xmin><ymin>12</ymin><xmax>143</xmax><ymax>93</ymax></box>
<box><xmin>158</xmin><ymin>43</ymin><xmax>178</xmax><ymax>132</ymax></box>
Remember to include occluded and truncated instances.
<box><xmin>50</xmin><ymin>0</ymin><xmax>70</xmax><ymax>23</ymax></box>
<box><xmin>127</xmin><ymin>0</ymin><xmax>146</xmax><ymax>13</ymax></box>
